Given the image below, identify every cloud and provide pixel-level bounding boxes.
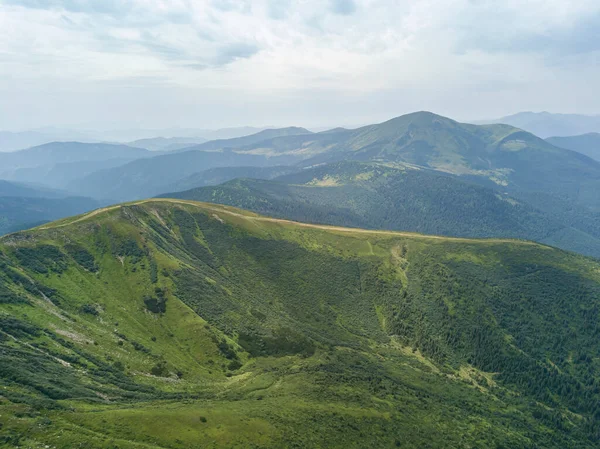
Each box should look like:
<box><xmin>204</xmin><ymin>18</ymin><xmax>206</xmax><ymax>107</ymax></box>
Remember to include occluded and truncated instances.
<box><xmin>330</xmin><ymin>0</ymin><xmax>356</xmax><ymax>16</ymax></box>
<box><xmin>213</xmin><ymin>43</ymin><xmax>260</xmax><ymax>65</ymax></box>
<box><xmin>0</xmin><ymin>0</ymin><xmax>599</xmax><ymax>130</ymax></box>
<box><xmin>451</xmin><ymin>1</ymin><xmax>600</xmax><ymax>57</ymax></box>
<box><xmin>267</xmin><ymin>0</ymin><xmax>290</xmax><ymax>20</ymax></box>
<box><xmin>2</xmin><ymin>0</ymin><xmax>128</xmax><ymax>15</ymax></box>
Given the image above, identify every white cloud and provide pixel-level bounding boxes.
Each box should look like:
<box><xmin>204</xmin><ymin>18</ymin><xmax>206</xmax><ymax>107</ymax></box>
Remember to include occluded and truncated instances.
<box><xmin>0</xmin><ymin>0</ymin><xmax>599</xmax><ymax>130</ymax></box>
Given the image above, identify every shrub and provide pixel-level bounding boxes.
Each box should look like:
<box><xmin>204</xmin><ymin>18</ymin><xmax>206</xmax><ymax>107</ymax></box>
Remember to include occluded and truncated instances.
<box><xmin>143</xmin><ymin>287</ymin><xmax>167</xmax><ymax>313</ymax></box>
<box><xmin>131</xmin><ymin>341</ymin><xmax>150</xmax><ymax>353</ymax></box>
<box><xmin>65</xmin><ymin>244</ymin><xmax>97</xmax><ymax>272</ymax></box>
<box><xmin>80</xmin><ymin>304</ymin><xmax>99</xmax><ymax>316</ymax></box>
<box><xmin>14</xmin><ymin>245</ymin><xmax>68</xmax><ymax>274</ymax></box>
<box><xmin>227</xmin><ymin>360</ymin><xmax>242</xmax><ymax>371</ymax></box>
<box><xmin>150</xmin><ymin>360</ymin><xmax>168</xmax><ymax>377</ymax></box>
<box><xmin>0</xmin><ymin>282</ymin><xmax>27</xmax><ymax>304</ymax></box>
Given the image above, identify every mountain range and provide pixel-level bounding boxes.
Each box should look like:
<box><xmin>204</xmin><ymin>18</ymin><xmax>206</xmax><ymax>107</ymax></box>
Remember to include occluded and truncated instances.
<box><xmin>0</xmin><ymin>126</ymin><xmax>272</xmax><ymax>153</ymax></box>
<box><xmin>67</xmin><ymin>127</ymin><xmax>316</xmax><ymax>200</ymax></box>
<box><xmin>63</xmin><ymin>112</ymin><xmax>600</xmax><ymax>210</ymax></box>
<box><xmin>0</xmin><ymin>142</ymin><xmax>152</xmax><ymax>188</ymax></box>
<box><xmin>2</xmin><ymin>200</ymin><xmax>600</xmax><ymax>447</ymax></box>
<box><xmin>4</xmin><ymin>111</ymin><xmax>600</xmax><ymax>261</ymax></box>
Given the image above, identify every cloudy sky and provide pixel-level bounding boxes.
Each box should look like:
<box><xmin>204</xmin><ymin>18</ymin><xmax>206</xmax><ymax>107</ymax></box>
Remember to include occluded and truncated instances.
<box><xmin>1</xmin><ymin>0</ymin><xmax>599</xmax><ymax>130</ymax></box>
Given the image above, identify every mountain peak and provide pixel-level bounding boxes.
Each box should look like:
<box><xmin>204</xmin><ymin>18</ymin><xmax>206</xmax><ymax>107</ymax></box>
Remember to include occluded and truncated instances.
<box><xmin>253</xmin><ymin>126</ymin><xmax>313</xmax><ymax>137</ymax></box>
<box><xmin>379</xmin><ymin>111</ymin><xmax>458</xmax><ymax>128</ymax></box>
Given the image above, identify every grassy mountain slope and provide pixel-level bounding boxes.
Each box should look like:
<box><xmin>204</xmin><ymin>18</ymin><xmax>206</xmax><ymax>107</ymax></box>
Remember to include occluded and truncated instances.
<box><xmin>547</xmin><ymin>133</ymin><xmax>600</xmax><ymax>161</ymax></box>
<box><xmin>163</xmin><ymin>161</ymin><xmax>600</xmax><ymax>259</ymax></box>
<box><xmin>2</xmin><ymin>200</ymin><xmax>600</xmax><ymax>447</ymax></box>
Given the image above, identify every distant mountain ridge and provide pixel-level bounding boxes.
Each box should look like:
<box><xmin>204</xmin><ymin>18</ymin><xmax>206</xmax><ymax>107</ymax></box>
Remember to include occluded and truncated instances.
<box><xmin>180</xmin><ymin>126</ymin><xmax>314</xmax><ymax>153</ymax></box>
<box><xmin>69</xmin><ymin>127</ymin><xmax>316</xmax><ymax>200</ymax></box>
<box><xmin>128</xmin><ymin>136</ymin><xmax>208</xmax><ymax>151</ymax></box>
<box><xmin>0</xmin><ymin>180</ymin><xmax>67</xmax><ymax>199</ymax></box>
<box><xmin>0</xmin><ymin>141</ymin><xmax>153</xmax><ymax>188</ymax></box>
<box><xmin>0</xmin><ymin>196</ymin><xmax>102</xmax><ymax>235</ymax></box>
<box><xmin>547</xmin><ymin>133</ymin><xmax>600</xmax><ymax>161</ymax></box>
<box><xmin>0</xmin><ymin>179</ymin><xmax>102</xmax><ymax>235</ymax></box>
<box><xmin>0</xmin><ymin>130</ymin><xmax>102</xmax><ymax>152</ymax></box>
<box><xmin>480</xmin><ymin>111</ymin><xmax>600</xmax><ymax>138</ymax></box>
<box><xmin>0</xmin><ymin>141</ymin><xmax>149</xmax><ymax>170</ymax></box>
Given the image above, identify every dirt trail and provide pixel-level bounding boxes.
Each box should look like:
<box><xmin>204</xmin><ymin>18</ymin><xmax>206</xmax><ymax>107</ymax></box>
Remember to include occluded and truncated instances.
<box><xmin>37</xmin><ymin>204</ymin><xmax>122</xmax><ymax>229</ymax></box>
<box><xmin>35</xmin><ymin>198</ymin><xmax>541</xmax><ymax>246</ymax></box>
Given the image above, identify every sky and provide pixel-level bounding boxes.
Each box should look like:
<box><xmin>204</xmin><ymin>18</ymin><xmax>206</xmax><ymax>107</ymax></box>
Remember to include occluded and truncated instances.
<box><xmin>1</xmin><ymin>0</ymin><xmax>600</xmax><ymax>131</ymax></box>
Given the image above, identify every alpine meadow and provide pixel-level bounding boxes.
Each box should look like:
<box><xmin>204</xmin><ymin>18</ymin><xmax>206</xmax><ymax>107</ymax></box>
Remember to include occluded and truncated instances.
<box><xmin>2</xmin><ymin>200</ymin><xmax>600</xmax><ymax>448</ymax></box>
<box><xmin>2</xmin><ymin>1</ymin><xmax>600</xmax><ymax>448</ymax></box>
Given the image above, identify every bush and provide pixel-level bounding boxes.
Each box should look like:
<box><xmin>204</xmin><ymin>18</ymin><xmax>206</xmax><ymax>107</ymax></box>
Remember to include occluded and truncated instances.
<box><xmin>0</xmin><ymin>316</ymin><xmax>41</xmax><ymax>339</ymax></box>
<box><xmin>150</xmin><ymin>360</ymin><xmax>168</xmax><ymax>377</ymax></box>
<box><xmin>227</xmin><ymin>360</ymin><xmax>242</xmax><ymax>371</ymax></box>
<box><xmin>80</xmin><ymin>304</ymin><xmax>99</xmax><ymax>316</ymax></box>
<box><xmin>0</xmin><ymin>282</ymin><xmax>27</xmax><ymax>304</ymax></box>
<box><xmin>113</xmin><ymin>360</ymin><xmax>125</xmax><ymax>371</ymax></box>
<box><xmin>65</xmin><ymin>244</ymin><xmax>97</xmax><ymax>272</ymax></box>
<box><xmin>143</xmin><ymin>287</ymin><xmax>168</xmax><ymax>313</ymax></box>
<box><xmin>14</xmin><ymin>245</ymin><xmax>68</xmax><ymax>274</ymax></box>
<box><xmin>131</xmin><ymin>341</ymin><xmax>151</xmax><ymax>353</ymax></box>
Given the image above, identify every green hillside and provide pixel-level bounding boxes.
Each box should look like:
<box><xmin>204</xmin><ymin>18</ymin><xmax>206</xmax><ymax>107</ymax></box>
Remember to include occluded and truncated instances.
<box><xmin>163</xmin><ymin>161</ymin><xmax>600</xmax><ymax>259</ymax></box>
<box><xmin>2</xmin><ymin>200</ymin><xmax>600</xmax><ymax>447</ymax></box>
<box><xmin>547</xmin><ymin>133</ymin><xmax>600</xmax><ymax>162</ymax></box>
<box><xmin>307</xmin><ymin>112</ymin><xmax>600</xmax><ymax>211</ymax></box>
